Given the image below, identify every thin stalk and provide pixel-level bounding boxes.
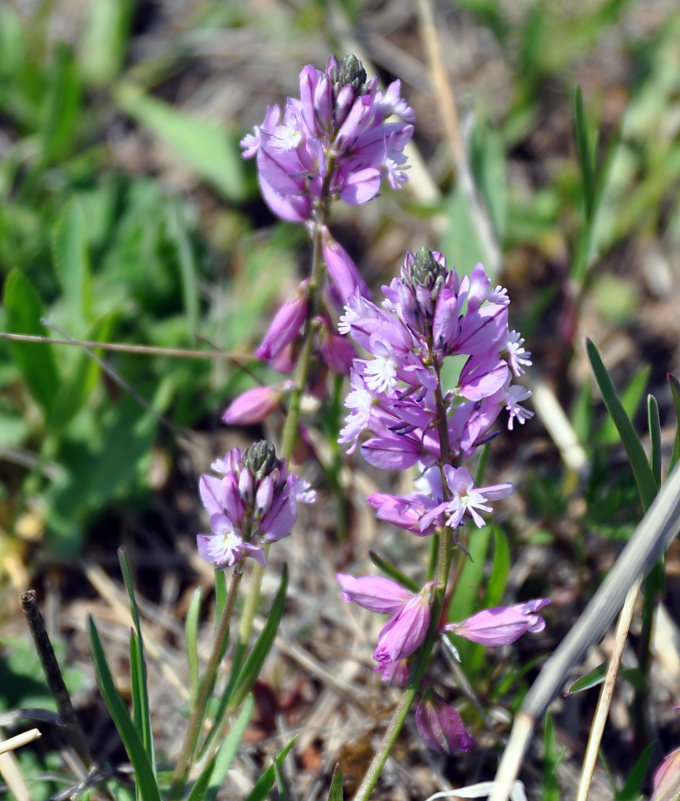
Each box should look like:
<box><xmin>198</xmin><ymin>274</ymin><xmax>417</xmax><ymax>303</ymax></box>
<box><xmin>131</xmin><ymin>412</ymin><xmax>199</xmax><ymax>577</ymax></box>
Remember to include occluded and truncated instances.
<box><xmin>170</xmin><ymin>570</ymin><xmax>242</xmax><ymax>798</ymax></box>
<box><xmin>353</xmin><ymin>370</ymin><xmax>456</xmax><ymax>801</ymax></box>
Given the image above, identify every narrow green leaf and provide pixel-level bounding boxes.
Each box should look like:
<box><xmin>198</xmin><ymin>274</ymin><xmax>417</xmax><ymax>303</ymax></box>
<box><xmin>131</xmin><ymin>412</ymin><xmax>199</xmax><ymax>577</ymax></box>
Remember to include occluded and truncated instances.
<box><xmin>199</xmin><ymin>640</ymin><xmax>248</xmax><ymax>761</ymax></box>
<box><xmin>447</xmin><ymin>526</ymin><xmax>492</xmax><ymax>624</ymax></box>
<box><xmin>597</xmin><ymin>365</ymin><xmax>651</xmax><ymax>445</ymax></box>
<box><xmin>541</xmin><ymin>711</ymin><xmax>567</xmax><ymax>801</ymax></box>
<box><xmin>571</xmin><ymin>380</ymin><xmax>593</xmax><ymax>445</ymax></box>
<box><xmin>573</xmin><ymin>86</ymin><xmax>595</xmax><ymax>217</ymax></box>
<box><xmin>206</xmin><ymin>695</ymin><xmax>255</xmax><ymax>800</ymax></box>
<box><xmin>52</xmin><ymin>199</ymin><xmax>92</xmax><ymax>334</ymax></box>
<box><xmin>167</xmin><ymin>200</ymin><xmax>199</xmax><ymax>335</ymax></box>
<box><xmin>566</xmin><ymin>662</ymin><xmax>645</xmax><ymax>696</ymax></box>
<box><xmin>118</xmin><ymin>548</ymin><xmax>155</xmax><ymax>773</ymax></box>
<box><xmin>474</xmin><ymin>443</ymin><xmax>490</xmax><ymax>486</ymax></box>
<box><xmin>485</xmin><ymin>527</ymin><xmax>511</xmax><ymax>608</ymax></box>
<box><xmin>614</xmin><ymin>742</ymin><xmax>653</xmax><ymax>801</ymax></box>
<box><xmin>187</xmin><ymin>695</ymin><xmax>255</xmax><ymax>801</ymax></box>
<box><xmin>87</xmin><ymin>617</ymin><xmax>161</xmax><ymax>801</ymax></box>
<box><xmin>185</xmin><ymin>586</ymin><xmax>202</xmax><ymax>704</ymax></box>
<box><xmin>80</xmin><ymin>0</ymin><xmax>133</xmax><ymax>85</ymax></box>
<box><xmin>3</xmin><ymin>269</ymin><xmax>60</xmax><ymax>415</ymax></box>
<box><xmin>215</xmin><ymin>569</ymin><xmax>227</xmax><ymax>622</ymax></box>
<box><xmin>668</xmin><ymin>373</ymin><xmax>680</xmax><ymax>472</ymax></box>
<box><xmin>41</xmin><ymin>44</ymin><xmax>81</xmax><ymax>164</ymax></box>
<box><xmin>230</xmin><ymin>566</ymin><xmax>288</xmax><ymax>712</ymax></box>
<box><xmin>328</xmin><ymin>764</ymin><xmax>344</xmax><ymax>801</ymax></box>
<box><xmin>49</xmin><ymin>314</ymin><xmax>115</xmax><ymax>429</ymax></box>
<box><xmin>272</xmin><ymin>755</ymin><xmax>289</xmax><ymax>801</ymax></box>
<box><xmin>115</xmin><ymin>84</ymin><xmax>247</xmax><ymax>201</ymax></box>
<box><xmin>243</xmin><ymin>739</ymin><xmax>296</xmax><ymax>801</ymax></box>
<box><xmin>587</xmin><ymin>339</ymin><xmax>658</xmax><ymax>510</ymax></box>
<box><xmin>648</xmin><ymin>394</ymin><xmax>662</xmax><ymax>486</ymax></box>
<box><xmin>369</xmin><ymin>551</ymin><xmax>419</xmax><ymax>593</ymax></box>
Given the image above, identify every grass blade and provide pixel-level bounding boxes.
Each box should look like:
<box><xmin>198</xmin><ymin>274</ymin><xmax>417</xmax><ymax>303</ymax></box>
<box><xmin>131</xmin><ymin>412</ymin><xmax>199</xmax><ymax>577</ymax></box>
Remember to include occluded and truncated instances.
<box><xmin>328</xmin><ymin>764</ymin><xmax>344</xmax><ymax>801</ymax></box>
<box><xmin>586</xmin><ymin>339</ymin><xmax>658</xmax><ymax>510</ymax></box>
<box><xmin>87</xmin><ymin>617</ymin><xmax>161</xmax><ymax>801</ymax></box>
<box><xmin>648</xmin><ymin>394</ymin><xmax>662</xmax><ymax>486</ymax></box>
<box><xmin>368</xmin><ymin>551</ymin><xmax>419</xmax><ymax>592</ymax></box>
<box><xmin>118</xmin><ymin>548</ymin><xmax>155</xmax><ymax>771</ymax></box>
<box><xmin>243</xmin><ymin>738</ymin><xmax>296</xmax><ymax>801</ymax></box>
<box><xmin>185</xmin><ymin>586</ymin><xmax>202</xmax><ymax>704</ymax></box>
<box><xmin>186</xmin><ymin>695</ymin><xmax>255</xmax><ymax>801</ymax></box>
<box><xmin>667</xmin><ymin>373</ymin><xmax>680</xmax><ymax>472</ymax></box>
<box><xmin>3</xmin><ymin>269</ymin><xmax>60</xmax><ymax>417</ymax></box>
<box><xmin>229</xmin><ymin>566</ymin><xmax>288</xmax><ymax>712</ymax></box>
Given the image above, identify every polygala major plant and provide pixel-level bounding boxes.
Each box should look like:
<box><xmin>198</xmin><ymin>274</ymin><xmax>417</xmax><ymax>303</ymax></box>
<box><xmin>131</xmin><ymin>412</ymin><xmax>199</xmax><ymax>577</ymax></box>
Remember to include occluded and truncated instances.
<box><xmin>200</xmin><ymin>54</ymin><xmax>548</xmax><ymax>799</ymax></box>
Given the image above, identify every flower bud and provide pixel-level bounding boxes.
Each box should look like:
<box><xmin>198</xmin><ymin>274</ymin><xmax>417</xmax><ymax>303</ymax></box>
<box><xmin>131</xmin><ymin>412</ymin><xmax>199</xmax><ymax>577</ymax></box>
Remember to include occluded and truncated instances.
<box><xmin>222</xmin><ymin>385</ymin><xmax>283</xmax><ymax>426</ymax></box>
<box><xmin>415</xmin><ymin>692</ymin><xmax>474</xmax><ymax>754</ymax></box>
<box><xmin>332</xmin><ymin>54</ymin><xmax>367</xmax><ymax>96</ymax></box>
<box><xmin>244</xmin><ymin>440</ymin><xmax>279</xmax><ymax>482</ymax></box>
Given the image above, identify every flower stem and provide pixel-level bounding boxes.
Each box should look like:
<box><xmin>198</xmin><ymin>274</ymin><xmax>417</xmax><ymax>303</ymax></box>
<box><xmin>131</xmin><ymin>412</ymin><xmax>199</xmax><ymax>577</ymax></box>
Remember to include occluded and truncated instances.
<box><xmin>280</xmin><ymin>216</ymin><xmax>326</xmax><ymax>459</ymax></box>
<box><xmin>170</xmin><ymin>569</ymin><xmax>242</xmax><ymax>798</ymax></box>
<box><xmin>235</xmin><ymin>214</ymin><xmax>327</xmax><ymax>693</ymax></box>
<box><xmin>353</xmin><ymin>376</ymin><xmax>456</xmax><ymax>800</ymax></box>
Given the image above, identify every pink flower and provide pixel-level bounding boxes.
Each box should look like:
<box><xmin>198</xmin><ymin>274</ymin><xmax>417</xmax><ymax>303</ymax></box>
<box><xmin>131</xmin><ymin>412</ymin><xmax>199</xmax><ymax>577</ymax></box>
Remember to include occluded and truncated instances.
<box><xmin>337</xmin><ymin>574</ymin><xmax>435</xmax><ymax>663</ymax></box>
<box><xmin>652</xmin><ymin>747</ymin><xmax>680</xmax><ymax>801</ymax></box>
<box><xmin>443</xmin><ymin>599</ymin><xmax>550</xmax><ymax>646</ymax></box>
<box><xmin>255</xmin><ymin>282</ymin><xmax>309</xmax><ymax>362</ymax></box>
<box><xmin>415</xmin><ymin>692</ymin><xmax>474</xmax><ymax>754</ymax></box>
<box><xmin>222</xmin><ymin>385</ymin><xmax>285</xmax><ymax>425</ymax></box>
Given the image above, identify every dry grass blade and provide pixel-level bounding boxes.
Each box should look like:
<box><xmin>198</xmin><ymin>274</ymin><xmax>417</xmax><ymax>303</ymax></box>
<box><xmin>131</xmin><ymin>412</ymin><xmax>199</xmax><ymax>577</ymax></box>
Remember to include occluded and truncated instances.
<box><xmin>0</xmin><ymin>729</ymin><xmax>41</xmax><ymax>756</ymax></box>
<box><xmin>575</xmin><ymin>578</ymin><xmax>641</xmax><ymax>801</ymax></box>
<box><xmin>490</xmin><ymin>462</ymin><xmax>680</xmax><ymax>801</ymax></box>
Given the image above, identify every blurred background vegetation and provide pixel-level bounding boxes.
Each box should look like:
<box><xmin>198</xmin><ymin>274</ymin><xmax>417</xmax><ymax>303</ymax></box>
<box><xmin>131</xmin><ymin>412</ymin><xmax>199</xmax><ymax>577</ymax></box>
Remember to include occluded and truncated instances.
<box><xmin>1</xmin><ymin>0</ymin><xmax>680</xmax><ymax>797</ymax></box>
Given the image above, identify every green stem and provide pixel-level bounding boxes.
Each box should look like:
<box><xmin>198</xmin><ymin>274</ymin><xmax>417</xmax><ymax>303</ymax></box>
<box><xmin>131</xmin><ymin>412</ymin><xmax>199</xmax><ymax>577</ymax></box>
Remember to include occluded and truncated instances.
<box><xmin>280</xmin><ymin>218</ymin><xmax>326</xmax><ymax>459</ymax></box>
<box><xmin>170</xmin><ymin>569</ymin><xmax>242</xmax><ymax>798</ymax></box>
<box><xmin>353</xmin><ymin>371</ymin><xmax>456</xmax><ymax>800</ymax></box>
<box><xmin>234</xmin><ymin>213</ymin><xmax>328</xmax><ymax>695</ymax></box>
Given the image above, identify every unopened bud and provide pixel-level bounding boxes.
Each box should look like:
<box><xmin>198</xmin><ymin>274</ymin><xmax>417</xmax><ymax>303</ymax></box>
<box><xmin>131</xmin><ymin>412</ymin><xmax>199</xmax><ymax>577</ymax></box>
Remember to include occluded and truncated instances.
<box><xmin>332</xmin><ymin>54</ymin><xmax>367</xmax><ymax>95</ymax></box>
<box><xmin>410</xmin><ymin>248</ymin><xmax>447</xmax><ymax>288</ymax></box>
<box><xmin>244</xmin><ymin>440</ymin><xmax>279</xmax><ymax>482</ymax></box>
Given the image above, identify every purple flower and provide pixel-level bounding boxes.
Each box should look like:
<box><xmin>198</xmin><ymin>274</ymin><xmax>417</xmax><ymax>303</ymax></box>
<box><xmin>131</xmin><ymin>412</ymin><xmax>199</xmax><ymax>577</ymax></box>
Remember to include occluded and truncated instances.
<box><xmin>443</xmin><ymin>599</ymin><xmax>550</xmax><ymax>646</ymax></box>
<box><xmin>255</xmin><ymin>281</ymin><xmax>309</xmax><ymax>362</ymax></box>
<box><xmin>321</xmin><ymin>227</ymin><xmax>370</xmax><ymax>307</ymax></box>
<box><xmin>196</xmin><ymin>441</ymin><xmax>315</xmax><ymax>570</ymax></box>
<box><xmin>339</xmin><ymin>248</ymin><xmax>532</xmax><ymax>470</ymax></box>
<box><xmin>420</xmin><ymin>466</ymin><xmax>512</xmax><ymax>530</ymax></box>
<box><xmin>337</xmin><ymin>574</ymin><xmax>435</xmax><ymax>664</ymax></box>
<box><xmin>415</xmin><ymin>692</ymin><xmax>474</xmax><ymax>754</ymax></box>
<box><xmin>240</xmin><ymin>55</ymin><xmax>413</xmax><ymax>223</ymax></box>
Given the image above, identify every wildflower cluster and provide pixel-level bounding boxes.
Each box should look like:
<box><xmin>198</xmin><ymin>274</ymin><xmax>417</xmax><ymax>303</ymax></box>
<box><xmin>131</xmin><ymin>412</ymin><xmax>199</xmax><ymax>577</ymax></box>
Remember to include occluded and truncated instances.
<box><xmin>225</xmin><ymin>55</ymin><xmax>413</xmax><ymax>425</ymax></box>
<box><xmin>196</xmin><ymin>440</ymin><xmax>315</xmax><ymax>570</ymax></box>
<box><xmin>337</xmin><ymin>247</ymin><xmax>546</xmax><ymax>752</ymax></box>
<box><xmin>240</xmin><ymin>54</ymin><xmax>413</xmax><ymax>223</ymax></box>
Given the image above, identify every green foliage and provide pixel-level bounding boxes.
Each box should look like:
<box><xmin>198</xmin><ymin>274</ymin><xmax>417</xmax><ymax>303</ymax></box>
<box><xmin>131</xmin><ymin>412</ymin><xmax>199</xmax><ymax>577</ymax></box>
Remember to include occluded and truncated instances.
<box><xmin>115</xmin><ymin>84</ymin><xmax>248</xmax><ymax>203</ymax></box>
<box><xmin>541</xmin><ymin>711</ymin><xmax>567</xmax><ymax>801</ymax></box>
<box><xmin>87</xmin><ymin>616</ymin><xmax>161</xmax><ymax>801</ymax></box>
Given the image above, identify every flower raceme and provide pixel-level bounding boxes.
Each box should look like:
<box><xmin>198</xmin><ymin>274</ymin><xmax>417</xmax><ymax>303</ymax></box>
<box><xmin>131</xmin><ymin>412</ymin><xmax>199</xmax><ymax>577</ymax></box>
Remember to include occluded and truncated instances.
<box><xmin>197</xmin><ymin>441</ymin><xmax>315</xmax><ymax>570</ymax></box>
<box><xmin>240</xmin><ymin>54</ymin><xmax>414</xmax><ymax>223</ymax></box>
<box><xmin>339</xmin><ymin>248</ymin><xmax>533</xmax><ymax>474</ymax></box>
